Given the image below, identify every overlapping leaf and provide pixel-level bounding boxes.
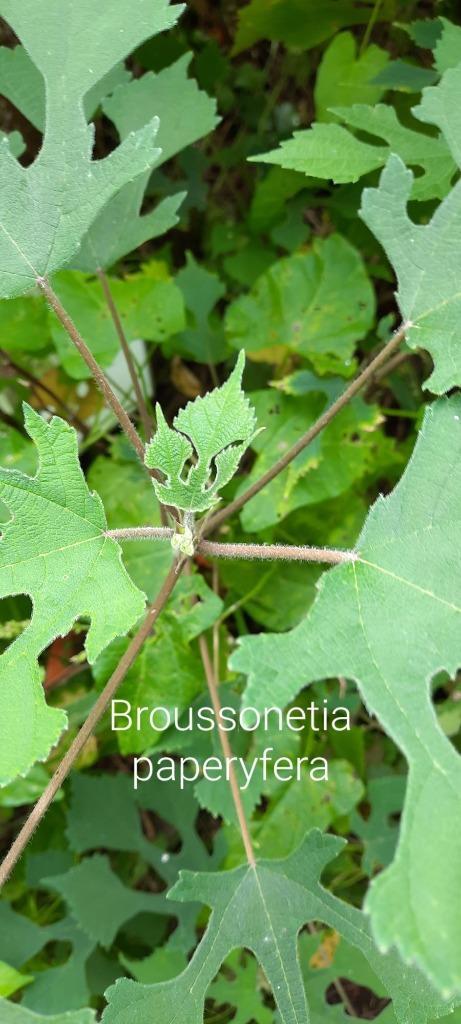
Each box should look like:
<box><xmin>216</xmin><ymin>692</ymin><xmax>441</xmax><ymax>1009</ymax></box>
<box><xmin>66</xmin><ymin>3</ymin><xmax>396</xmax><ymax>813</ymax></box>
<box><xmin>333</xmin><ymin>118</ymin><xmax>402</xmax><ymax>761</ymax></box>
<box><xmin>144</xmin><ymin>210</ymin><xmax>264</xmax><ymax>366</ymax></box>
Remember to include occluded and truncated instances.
<box><xmin>0</xmin><ymin>406</ymin><xmax>145</xmax><ymax>785</ymax></box>
<box><xmin>0</xmin><ymin>0</ymin><xmax>184</xmax><ymax>297</ymax></box>
<box><xmin>225</xmin><ymin>237</ymin><xmax>374</xmax><ymax>375</ymax></box>
<box><xmin>75</xmin><ymin>54</ymin><xmax>218</xmax><ymax>272</ymax></box>
<box><xmin>358</xmin><ymin>58</ymin><xmax>461</xmax><ymax>392</ymax></box>
<box><xmin>102</xmin><ymin>830</ymin><xmax>458</xmax><ymax>1024</ymax></box>
<box><xmin>233</xmin><ymin>397</ymin><xmax>461</xmax><ymax>995</ymax></box>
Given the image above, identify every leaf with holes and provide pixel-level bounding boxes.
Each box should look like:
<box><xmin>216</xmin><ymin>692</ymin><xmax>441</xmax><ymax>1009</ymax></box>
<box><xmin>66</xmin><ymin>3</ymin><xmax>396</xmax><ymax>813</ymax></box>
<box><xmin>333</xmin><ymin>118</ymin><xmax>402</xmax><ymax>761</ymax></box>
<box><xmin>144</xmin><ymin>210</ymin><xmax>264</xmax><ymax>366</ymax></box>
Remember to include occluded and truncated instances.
<box><xmin>145</xmin><ymin>351</ymin><xmax>257</xmax><ymax>513</ymax></box>
<box><xmin>0</xmin><ymin>405</ymin><xmax>145</xmax><ymax>785</ymax></box>
<box><xmin>0</xmin><ymin>0</ymin><xmax>182</xmax><ymax>297</ymax></box>
<box><xmin>102</xmin><ymin>831</ymin><xmax>459</xmax><ymax>1024</ymax></box>
<box><xmin>233</xmin><ymin>397</ymin><xmax>461</xmax><ymax>995</ymax></box>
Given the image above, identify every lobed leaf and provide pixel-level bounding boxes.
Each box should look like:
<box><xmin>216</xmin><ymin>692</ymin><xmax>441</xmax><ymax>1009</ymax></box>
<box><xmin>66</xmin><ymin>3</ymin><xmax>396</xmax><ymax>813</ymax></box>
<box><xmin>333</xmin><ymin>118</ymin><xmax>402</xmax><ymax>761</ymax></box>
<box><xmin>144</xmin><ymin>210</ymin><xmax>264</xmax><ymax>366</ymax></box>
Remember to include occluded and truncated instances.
<box><xmin>102</xmin><ymin>830</ymin><xmax>458</xmax><ymax>1024</ymax></box>
<box><xmin>0</xmin><ymin>406</ymin><xmax>145</xmax><ymax>785</ymax></box>
<box><xmin>145</xmin><ymin>351</ymin><xmax>257</xmax><ymax>512</ymax></box>
<box><xmin>233</xmin><ymin>397</ymin><xmax>461</xmax><ymax>995</ymax></box>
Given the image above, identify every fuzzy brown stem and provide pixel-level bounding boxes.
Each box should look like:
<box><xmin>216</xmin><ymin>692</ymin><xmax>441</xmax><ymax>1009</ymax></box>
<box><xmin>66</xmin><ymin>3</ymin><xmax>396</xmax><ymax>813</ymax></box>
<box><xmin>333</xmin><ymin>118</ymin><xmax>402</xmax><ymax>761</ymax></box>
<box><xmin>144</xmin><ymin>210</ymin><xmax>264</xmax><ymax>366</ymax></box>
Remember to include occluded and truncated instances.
<box><xmin>105</xmin><ymin>529</ymin><xmax>356</xmax><ymax>563</ymax></box>
<box><xmin>207</xmin><ymin>321</ymin><xmax>410</xmax><ymax>533</ymax></box>
<box><xmin>0</xmin><ymin>559</ymin><xmax>184</xmax><ymax>889</ymax></box>
<box><xmin>97</xmin><ymin>269</ymin><xmax>153</xmax><ymax>440</ymax></box>
<box><xmin>198</xmin><ymin>633</ymin><xmax>256</xmax><ymax>867</ymax></box>
<box><xmin>198</xmin><ymin>540</ymin><xmax>356</xmax><ymax>564</ymax></box>
<box><xmin>37</xmin><ymin>276</ymin><xmax>147</xmax><ymax>464</ymax></box>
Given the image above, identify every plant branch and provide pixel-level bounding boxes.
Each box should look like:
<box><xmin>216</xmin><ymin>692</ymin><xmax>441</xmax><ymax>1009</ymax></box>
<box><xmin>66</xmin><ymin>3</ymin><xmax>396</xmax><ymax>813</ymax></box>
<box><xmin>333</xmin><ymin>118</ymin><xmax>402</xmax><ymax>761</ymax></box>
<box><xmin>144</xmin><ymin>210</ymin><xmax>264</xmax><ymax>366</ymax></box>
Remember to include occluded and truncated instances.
<box><xmin>198</xmin><ymin>633</ymin><xmax>256</xmax><ymax>867</ymax></box>
<box><xmin>104</xmin><ymin>529</ymin><xmax>356</xmax><ymax>564</ymax></box>
<box><xmin>96</xmin><ymin>268</ymin><xmax>153</xmax><ymax>440</ymax></box>
<box><xmin>106</xmin><ymin>527</ymin><xmax>174</xmax><ymax>541</ymax></box>
<box><xmin>206</xmin><ymin>321</ymin><xmax>410</xmax><ymax>533</ymax></box>
<box><xmin>0</xmin><ymin>348</ymin><xmax>88</xmax><ymax>436</ymax></box>
<box><xmin>198</xmin><ymin>540</ymin><xmax>356</xmax><ymax>564</ymax></box>
<box><xmin>36</xmin><ymin>276</ymin><xmax>148</xmax><ymax>466</ymax></box>
<box><xmin>0</xmin><ymin>558</ymin><xmax>184</xmax><ymax>890</ymax></box>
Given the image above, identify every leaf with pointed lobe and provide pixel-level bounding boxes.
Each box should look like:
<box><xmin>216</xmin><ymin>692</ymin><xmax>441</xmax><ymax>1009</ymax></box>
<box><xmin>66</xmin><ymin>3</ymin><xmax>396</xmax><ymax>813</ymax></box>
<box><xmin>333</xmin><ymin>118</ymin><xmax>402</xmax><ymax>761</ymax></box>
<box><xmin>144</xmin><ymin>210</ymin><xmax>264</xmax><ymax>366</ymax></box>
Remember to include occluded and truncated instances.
<box><xmin>233</xmin><ymin>397</ymin><xmax>461</xmax><ymax>995</ymax></box>
<box><xmin>145</xmin><ymin>351</ymin><xmax>257</xmax><ymax>512</ymax></box>
<box><xmin>0</xmin><ymin>405</ymin><xmax>145</xmax><ymax>785</ymax></box>
<box><xmin>101</xmin><ymin>831</ymin><xmax>459</xmax><ymax>1024</ymax></box>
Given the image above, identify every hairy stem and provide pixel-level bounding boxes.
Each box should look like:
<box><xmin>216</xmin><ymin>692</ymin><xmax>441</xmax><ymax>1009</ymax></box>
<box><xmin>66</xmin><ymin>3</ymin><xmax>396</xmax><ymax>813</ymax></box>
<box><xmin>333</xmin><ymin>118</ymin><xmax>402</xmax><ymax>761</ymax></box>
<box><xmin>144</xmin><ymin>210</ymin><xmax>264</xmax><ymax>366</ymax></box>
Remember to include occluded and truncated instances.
<box><xmin>207</xmin><ymin>321</ymin><xmax>410</xmax><ymax>533</ymax></box>
<box><xmin>36</xmin><ymin>277</ymin><xmax>147</xmax><ymax>465</ymax></box>
<box><xmin>198</xmin><ymin>633</ymin><xmax>256</xmax><ymax>867</ymax></box>
<box><xmin>97</xmin><ymin>268</ymin><xmax>153</xmax><ymax>440</ymax></box>
<box><xmin>104</xmin><ymin>529</ymin><xmax>356</xmax><ymax>563</ymax></box>
<box><xmin>0</xmin><ymin>559</ymin><xmax>184</xmax><ymax>889</ymax></box>
<box><xmin>198</xmin><ymin>540</ymin><xmax>356</xmax><ymax>564</ymax></box>
<box><xmin>107</xmin><ymin>527</ymin><xmax>174</xmax><ymax>541</ymax></box>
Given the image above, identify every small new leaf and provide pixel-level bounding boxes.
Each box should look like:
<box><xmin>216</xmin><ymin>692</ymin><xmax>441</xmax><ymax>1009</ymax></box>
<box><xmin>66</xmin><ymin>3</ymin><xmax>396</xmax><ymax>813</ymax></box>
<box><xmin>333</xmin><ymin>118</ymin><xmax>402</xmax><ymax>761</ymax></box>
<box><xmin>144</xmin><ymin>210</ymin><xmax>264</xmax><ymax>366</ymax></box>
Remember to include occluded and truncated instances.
<box><xmin>145</xmin><ymin>352</ymin><xmax>257</xmax><ymax>512</ymax></box>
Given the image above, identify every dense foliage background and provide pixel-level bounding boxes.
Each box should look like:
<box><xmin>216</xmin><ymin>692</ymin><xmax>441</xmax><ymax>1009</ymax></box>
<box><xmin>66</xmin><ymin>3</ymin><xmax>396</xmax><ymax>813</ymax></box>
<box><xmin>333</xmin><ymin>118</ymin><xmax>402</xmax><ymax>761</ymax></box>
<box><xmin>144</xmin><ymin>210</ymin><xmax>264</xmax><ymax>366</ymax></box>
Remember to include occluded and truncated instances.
<box><xmin>1</xmin><ymin>1</ymin><xmax>461</xmax><ymax>1020</ymax></box>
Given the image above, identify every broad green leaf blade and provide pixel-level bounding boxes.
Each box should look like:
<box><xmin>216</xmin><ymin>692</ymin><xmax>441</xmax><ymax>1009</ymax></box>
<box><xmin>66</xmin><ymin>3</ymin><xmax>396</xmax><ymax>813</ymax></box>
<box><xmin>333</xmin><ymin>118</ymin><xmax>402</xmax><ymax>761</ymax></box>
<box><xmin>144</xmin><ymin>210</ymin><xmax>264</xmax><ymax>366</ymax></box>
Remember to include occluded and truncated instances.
<box><xmin>225</xmin><ymin>236</ymin><xmax>374</xmax><ymax>375</ymax></box>
<box><xmin>0</xmin><ymin>406</ymin><xmax>145</xmax><ymax>785</ymax></box>
<box><xmin>252</xmin><ymin>106</ymin><xmax>455</xmax><ymax>202</ymax></box>
<box><xmin>0</xmin><ymin>961</ymin><xmax>33</xmax><ymax>998</ymax></box>
<box><xmin>75</xmin><ymin>54</ymin><xmax>218</xmax><ymax>272</ymax></box>
<box><xmin>238</xmin><ymin>389</ymin><xmax>388</xmax><ymax>532</ymax></box>
<box><xmin>102</xmin><ymin>831</ymin><xmax>458</xmax><ymax>1024</ymax></box>
<box><xmin>0</xmin><ymin>901</ymin><xmax>95</xmax><ymax>1015</ymax></box>
<box><xmin>359</xmin><ymin>65</ymin><xmax>461</xmax><ymax>393</ymax></box>
<box><xmin>360</xmin><ymin>154</ymin><xmax>461</xmax><ymax>392</ymax></box>
<box><xmin>0</xmin><ymin>44</ymin><xmax>130</xmax><ymax>132</ymax></box>
<box><xmin>0</xmin><ymin>0</ymin><xmax>183</xmax><ymax>296</ymax></box>
<box><xmin>233</xmin><ymin>397</ymin><xmax>461</xmax><ymax>995</ymax></box>
<box><xmin>145</xmin><ymin>352</ymin><xmax>257</xmax><ymax>512</ymax></box>
<box><xmin>65</xmin><ymin>771</ymin><xmax>224</xmax><ymax>952</ymax></box>
<box><xmin>315</xmin><ymin>32</ymin><xmax>388</xmax><ymax>121</ymax></box>
<box><xmin>233</xmin><ymin>0</ymin><xmax>377</xmax><ymax>54</ymax></box>
<box><xmin>434</xmin><ymin>18</ymin><xmax>461</xmax><ymax>73</ymax></box>
<box><xmin>46</xmin><ymin>856</ymin><xmax>169</xmax><ymax>948</ymax></box>
<box><xmin>0</xmin><ymin>1005</ymin><xmax>95</xmax><ymax>1024</ymax></box>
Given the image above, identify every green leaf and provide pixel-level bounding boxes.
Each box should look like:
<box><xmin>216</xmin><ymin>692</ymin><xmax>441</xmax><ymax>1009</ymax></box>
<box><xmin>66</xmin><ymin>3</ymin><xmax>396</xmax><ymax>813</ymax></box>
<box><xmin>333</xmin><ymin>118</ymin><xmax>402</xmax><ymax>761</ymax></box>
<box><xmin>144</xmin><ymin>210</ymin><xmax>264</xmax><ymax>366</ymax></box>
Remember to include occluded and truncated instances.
<box><xmin>0</xmin><ymin>902</ymin><xmax>95</xmax><ymax>1014</ymax></box>
<box><xmin>252</xmin><ymin>761</ymin><xmax>363</xmax><ymax>859</ymax></box>
<box><xmin>351</xmin><ymin>775</ymin><xmax>406</xmax><ymax>875</ymax></box>
<box><xmin>315</xmin><ymin>32</ymin><xmax>388</xmax><ymax>121</ymax></box>
<box><xmin>232</xmin><ymin>397</ymin><xmax>461</xmax><ymax>995</ymax></box>
<box><xmin>253</xmin><ymin>105</ymin><xmax>455</xmax><ymax>202</ymax></box>
<box><xmin>359</xmin><ymin>65</ymin><xmax>461</xmax><ymax>392</ymax></box>
<box><xmin>298</xmin><ymin>932</ymin><xmax>397</xmax><ymax>1023</ymax></box>
<box><xmin>171</xmin><ymin>253</ymin><xmax>227</xmax><ymax>365</ymax></box>
<box><xmin>66</xmin><ymin>771</ymin><xmax>224</xmax><ymax>951</ymax></box>
<box><xmin>75</xmin><ymin>54</ymin><xmax>218</xmax><ymax>272</ymax></box>
<box><xmin>0</xmin><ymin>294</ymin><xmax>49</xmax><ymax>354</ymax></box>
<box><xmin>46</xmin><ymin>855</ymin><xmax>170</xmax><ymax>948</ymax></box>
<box><xmin>432</xmin><ymin>17</ymin><xmax>461</xmax><ymax>73</ymax></box>
<box><xmin>102</xmin><ymin>831</ymin><xmax>458</xmax><ymax>1024</ymax></box>
<box><xmin>0</xmin><ymin>43</ymin><xmax>130</xmax><ymax>132</ymax></box>
<box><xmin>0</xmin><ymin>0</ymin><xmax>182</xmax><ymax>297</ymax></box>
<box><xmin>145</xmin><ymin>351</ymin><xmax>257</xmax><ymax>512</ymax></box>
<box><xmin>238</xmin><ymin>389</ymin><xmax>388</xmax><ymax>532</ymax></box>
<box><xmin>233</xmin><ymin>0</ymin><xmax>378</xmax><ymax>54</ymax></box>
<box><xmin>0</xmin><ymin>961</ymin><xmax>33</xmax><ymax>997</ymax></box>
<box><xmin>0</xmin><ymin>1005</ymin><xmax>95</xmax><ymax>1024</ymax></box>
<box><xmin>87</xmin><ymin>443</ymin><xmax>172</xmax><ymax>601</ymax></box>
<box><xmin>209</xmin><ymin>951</ymin><xmax>274</xmax><ymax>1024</ymax></box>
<box><xmin>226</xmin><ymin>236</ymin><xmax>374</xmax><ymax>374</ymax></box>
<box><xmin>372</xmin><ymin>59</ymin><xmax>437</xmax><ymax>92</ymax></box>
<box><xmin>0</xmin><ymin>406</ymin><xmax>145</xmax><ymax>785</ymax></box>
<box><xmin>49</xmin><ymin>264</ymin><xmax>185</xmax><ymax>379</ymax></box>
